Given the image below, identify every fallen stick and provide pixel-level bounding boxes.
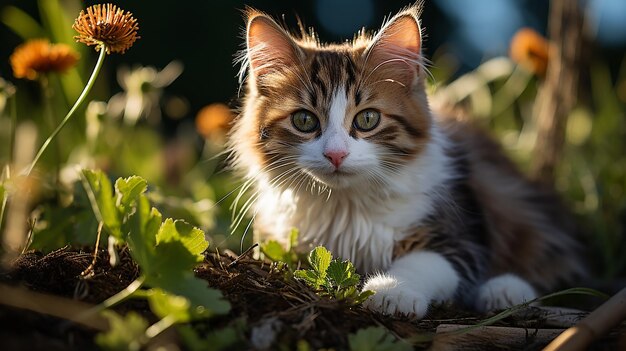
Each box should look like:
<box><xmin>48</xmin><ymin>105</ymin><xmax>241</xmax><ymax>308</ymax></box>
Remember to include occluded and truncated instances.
<box><xmin>0</xmin><ymin>283</ymin><xmax>109</xmax><ymax>330</ymax></box>
<box><xmin>0</xmin><ymin>283</ymin><xmax>178</xmax><ymax>348</ymax></box>
<box><xmin>516</xmin><ymin>306</ymin><xmax>587</xmax><ymax>328</ymax></box>
<box><xmin>543</xmin><ymin>287</ymin><xmax>626</xmax><ymax>351</ymax></box>
<box><xmin>431</xmin><ymin>324</ymin><xmax>564</xmax><ymax>351</ymax></box>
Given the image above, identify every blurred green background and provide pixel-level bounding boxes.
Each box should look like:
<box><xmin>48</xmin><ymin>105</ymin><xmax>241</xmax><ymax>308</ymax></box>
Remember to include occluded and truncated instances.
<box><xmin>0</xmin><ymin>0</ymin><xmax>625</xmax><ymax>283</ymax></box>
<box><xmin>2</xmin><ymin>1</ymin><xmax>625</xmax><ymax>140</ymax></box>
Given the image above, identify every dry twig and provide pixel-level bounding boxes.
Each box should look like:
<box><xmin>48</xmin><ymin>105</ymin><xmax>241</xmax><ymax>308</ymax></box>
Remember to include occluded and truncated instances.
<box><xmin>0</xmin><ymin>283</ymin><xmax>109</xmax><ymax>330</ymax></box>
<box><xmin>544</xmin><ymin>287</ymin><xmax>626</xmax><ymax>351</ymax></box>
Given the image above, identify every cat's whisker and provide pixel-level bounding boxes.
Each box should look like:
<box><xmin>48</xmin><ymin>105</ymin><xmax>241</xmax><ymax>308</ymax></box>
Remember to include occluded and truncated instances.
<box><xmin>198</xmin><ymin>152</ymin><xmax>299</xmax><ymax>224</ymax></box>
<box><xmin>229</xmin><ymin>155</ymin><xmax>298</xmax><ymax>227</ymax></box>
<box><xmin>240</xmin><ymin>210</ymin><xmax>259</xmax><ymax>252</ymax></box>
<box><xmin>282</xmin><ymin>171</ymin><xmax>310</xmax><ymax>198</ymax></box>
<box><xmin>361</xmin><ymin>58</ymin><xmax>417</xmax><ymax>87</ymax></box>
<box><xmin>365</xmin><ymin>169</ymin><xmax>387</xmax><ymax>189</ymax></box>
<box><xmin>230</xmin><ymin>161</ymin><xmax>300</xmax><ymax>233</ymax></box>
<box><xmin>231</xmin><ymin>191</ymin><xmax>260</xmax><ymax>236</ymax></box>
<box><xmin>230</xmin><ymin>166</ymin><xmax>306</xmax><ymax>237</ymax></box>
<box><xmin>230</xmin><ymin>178</ymin><xmax>256</xmax><ymax>222</ymax></box>
<box><xmin>372</xmin><ymin>78</ymin><xmax>406</xmax><ymax>88</ymax></box>
<box><xmin>291</xmin><ymin>172</ymin><xmax>311</xmax><ymax>198</ymax></box>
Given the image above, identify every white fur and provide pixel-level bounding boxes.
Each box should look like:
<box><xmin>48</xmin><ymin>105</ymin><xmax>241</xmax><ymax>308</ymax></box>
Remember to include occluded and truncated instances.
<box><xmin>253</xmin><ymin>119</ymin><xmax>454</xmax><ymax>273</ymax></box>
<box><xmin>324</xmin><ymin>87</ymin><xmax>350</xmax><ymax>155</ymax></box>
<box><xmin>362</xmin><ymin>251</ymin><xmax>460</xmax><ymax>318</ymax></box>
<box><xmin>476</xmin><ymin>274</ymin><xmax>537</xmax><ymax>312</ymax></box>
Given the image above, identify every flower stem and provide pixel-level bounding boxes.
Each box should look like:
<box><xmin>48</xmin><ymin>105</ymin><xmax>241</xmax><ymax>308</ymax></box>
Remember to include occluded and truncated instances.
<box><xmin>25</xmin><ymin>44</ymin><xmax>108</xmax><ymax>176</ymax></box>
<box><xmin>99</xmin><ymin>276</ymin><xmax>145</xmax><ymax>310</ymax></box>
<box><xmin>145</xmin><ymin>315</ymin><xmax>177</xmax><ymax>339</ymax></box>
<box><xmin>8</xmin><ymin>92</ymin><xmax>17</xmax><ymax>169</ymax></box>
<box><xmin>1</xmin><ymin>96</ymin><xmax>17</xmax><ymax>230</ymax></box>
<box><xmin>39</xmin><ymin>75</ymin><xmax>61</xmax><ymax>179</ymax></box>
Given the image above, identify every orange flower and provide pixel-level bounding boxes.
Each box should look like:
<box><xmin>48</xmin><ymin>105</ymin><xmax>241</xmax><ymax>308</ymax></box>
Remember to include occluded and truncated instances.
<box><xmin>195</xmin><ymin>103</ymin><xmax>233</xmax><ymax>141</ymax></box>
<box><xmin>509</xmin><ymin>28</ymin><xmax>550</xmax><ymax>78</ymax></box>
<box><xmin>10</xmin><ymin>39</ymin><xmax>79</xmax><ymax>80</ymax></box>
<box><xmin>73</xmin><ymin>3</ymin><xmax>140</xmax><ymax>54</ymax></box>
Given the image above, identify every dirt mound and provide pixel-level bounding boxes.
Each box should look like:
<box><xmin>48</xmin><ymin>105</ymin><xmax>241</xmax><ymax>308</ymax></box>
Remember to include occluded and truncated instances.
<box><xmin>1</xmin><ymin>247</ymin><xmax>623</xmax><ymax>350</ymax></box>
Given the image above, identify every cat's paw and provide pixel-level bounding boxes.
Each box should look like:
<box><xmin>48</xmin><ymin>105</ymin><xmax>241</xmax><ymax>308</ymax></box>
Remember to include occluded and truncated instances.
<box><xmin>362</xmin><ymin>274</ymin><xmax>429</xmax><ymax>318</ymax></box>
<box><xmin>476</xmin><ymin>274</ymin><xmax>537</xmax><ymax>312</ymax></box>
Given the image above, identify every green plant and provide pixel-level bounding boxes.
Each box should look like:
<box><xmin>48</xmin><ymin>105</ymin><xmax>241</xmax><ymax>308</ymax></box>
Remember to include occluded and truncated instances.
<box><xmin>95</xmin><ymin>311</ymin><xmax>149</xmax><ymax>351</ymax></box>
<box><xmin>294</xmin><ymin>246</ymin><xmax>374</xmax><ymax>305</ymax></box>
<box><xmin>260</xmin><ymin>228</ymin><xmax>300</xmax><ymax>271</ymax></box>
<box><xmin>79</xmin><ymin>169</ymin><xmax>230</xmax><ymax>349</ymax></box>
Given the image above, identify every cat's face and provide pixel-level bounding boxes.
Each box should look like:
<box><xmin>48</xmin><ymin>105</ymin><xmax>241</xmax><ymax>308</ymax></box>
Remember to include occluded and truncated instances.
<box><xmin>233</xmin><ymin>6</ymin><xmax>432</xmax><ymax>190</ymax></box>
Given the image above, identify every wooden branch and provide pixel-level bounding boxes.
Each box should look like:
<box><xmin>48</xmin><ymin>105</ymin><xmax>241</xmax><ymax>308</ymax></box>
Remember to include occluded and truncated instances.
<box><xmin>531</xmin><ymin>0</ymin><xmax>586</xmax><ymax>185</ymax></box>
<box><xmin>544</xmin><ymin>287</ymin><xmax>626</xmax><ymax>351</ymax></box>
<box><xmin>0</xmin><ymin>283</ymin><xmax>109</xmax><ymax>331</ymax></box>
<box><xmin>0</xmin><ymin>283</ymin><xmax>179</xmax><ymax>349</ymax></box>
<box><xmin>516</xmin><ymin>306</ymin><xmax>587</xmax><ymax>328</ymax></box>
<box><xmin>431</xmin><ymin>324</ymin><xmax>564</xmax><ymax>351</ymax></box>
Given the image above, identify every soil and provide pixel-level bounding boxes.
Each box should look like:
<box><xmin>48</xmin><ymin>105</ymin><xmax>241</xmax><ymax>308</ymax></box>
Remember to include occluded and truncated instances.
<box><xmin>0</xmin><ymin>247</ymin><xmax>624</xmax><ymax>350</ymax></box>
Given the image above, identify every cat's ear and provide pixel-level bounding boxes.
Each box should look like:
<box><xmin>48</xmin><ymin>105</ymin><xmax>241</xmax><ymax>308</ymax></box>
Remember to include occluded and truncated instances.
<box><xmin>363</xmin><ymin>7</ymin><xmax>423</xmax><ymax>87</ymax></box>
<box><xmin>245</xmin><ymin>10</ymin><xmax>302</xmax><ymax>81</ymax></box>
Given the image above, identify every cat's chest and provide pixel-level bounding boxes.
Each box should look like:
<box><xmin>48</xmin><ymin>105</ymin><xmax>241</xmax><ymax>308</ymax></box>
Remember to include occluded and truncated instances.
<box><xmin>254</xmin><ymin>185</ymin><xmax>435</xmax><ymax>273</ymax></box>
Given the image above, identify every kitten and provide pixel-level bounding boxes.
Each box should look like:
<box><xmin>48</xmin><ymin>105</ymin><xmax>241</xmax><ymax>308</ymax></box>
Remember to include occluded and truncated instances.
<box><xmin>229</xmin><ymin>4</ymin><xmax>587</xmax><ymax>318</ymax></box>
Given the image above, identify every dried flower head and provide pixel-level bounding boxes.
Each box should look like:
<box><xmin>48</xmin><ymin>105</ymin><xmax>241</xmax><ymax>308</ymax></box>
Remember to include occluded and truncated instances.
<box><xmin>73</xmin><ymin>3</ymin><xmax>140</xmax><ymax>54</ymax></box>
<box><xmin>10</xmin><ymin>39</ymin><xmax>79</xmax><ymax>80</ymax></box>
<box><xmin>510</xmin><ymin>28</ymin><xmax>551</xmax><ymax>78</ymax></box>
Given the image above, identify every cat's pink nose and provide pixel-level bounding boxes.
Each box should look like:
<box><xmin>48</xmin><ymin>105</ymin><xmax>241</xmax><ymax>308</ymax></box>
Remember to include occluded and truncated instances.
<box><xmin>324</xmin><ymin>150</ymin><xmax>348</xmax><ymax>168</ymax></box>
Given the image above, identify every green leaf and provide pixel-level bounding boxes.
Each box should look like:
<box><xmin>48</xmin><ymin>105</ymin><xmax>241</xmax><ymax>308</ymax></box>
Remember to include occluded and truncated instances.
<box><xmin>96</xmin><ymin>311</ymin><xmax>148</xmax><ymax>351</ymax></box>
<box><xmin>260</xmin><ymin>230</ymin><xmax>301</xmax><ymax>270</ymax></box>
<box><xmin>294</xmin><ymin>246</ymin><xmax>333</xmax><ymax>290</ymax></box>
<box><xmin>353</xmin><ymin>290</ymin><xmax>375</xmax><ymax>305</ymax></box>
<box><xmin>125</xmin><ymin>197</ymin><xmax>161</xmax><ymax>269</ymax></box>
<box><xmin>142</xmin><ymin>220</ymin><xmax>229</xmax><ymax>319</ymax></box>
<box><xmin>261</xmin><ymin>240</ymin><xmax>288</xmax><ymax>262</ymax></box>
<box><xmin>82</xmin><ymin>173</ymin><xmax>229</xmax><ymax>322</ymax></box>
<box><xmin>147</xmin><ymin>288</ymin><xmax>193</xmax><ymax>323</ymax></box>
<box><xmin>148</xmin><ymin>273</ymin><xmax>231</xmax><ymax>319</ymax></box>
<box><xmin>138</xmin><ymin>219</ymin><xmax>207</xmax><ymax>287</ymax></box>
<box><xmin>72</xmin><ymin>208</ymin><xmax>101</xmax><ymax>245</ymax></box>
<box><xmin>348</xmin><ymin>326</ymin><xmax>412</xmax><ymax>351</ymax></box>
<box><xmin>294</xmin><ymin>246</ymin><xmax>332</xmax><ymax>289</ymax></box>
<box><xmin>115</xmin><ymin>176</ymin><xmax>148</xmax><ymax>215</ymax></box>
<box><xmin>0</xmin><ymin>6</ymin><xmax>45</xmax><ymax>40</ymax></box>
<box><xmin>327</xmin><ymin>260</ymin><xmax>360</xmax><ymax>289</ymax></box>
<box><xmin>156</xmin><ymin>219</ymin><xmax>208</xmax><ymax>261</ymax></box>
<box><xmin>29</xmin><ymin>206</ymin><xmax>74</xmax><ymax>252</ymax></box>
<box><xmin>308</xmin><ymin>246</ymin><xmax>331</xmax><ymax>277</ymax></box>
<box><xmin>9</xmin><ymin>1</ymin><xmax>85</xmax><ymax>103</ymax></box>
<box><xmin>37</xmin><ymin>0</ymin><xmax>78</xmax><ymax>47</ymax></box>
<box><xmin>289</xmin><ymin>228</ymin><xmax>299</xmax><ymax>249</ymax></box>
<box><xmin>81</xmin><ymin>169</ymin><xmax>122</xmax><ymax>239</ymax></box>
<box><xmin>294</xmin><ymin>269</ymin><xmax>325</xmax><ymax>290</ymax></box>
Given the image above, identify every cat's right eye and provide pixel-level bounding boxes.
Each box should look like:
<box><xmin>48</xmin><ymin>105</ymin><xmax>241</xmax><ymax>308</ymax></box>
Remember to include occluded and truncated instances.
<box><xmin>353</xmin><ymin>109</ymin><xmax>381</xmax><ymax>132</ymax></box>
<box><xmin>291</xmin><ymin>110</ymin><xmax>319</xmax><ymax>133</ymax></box>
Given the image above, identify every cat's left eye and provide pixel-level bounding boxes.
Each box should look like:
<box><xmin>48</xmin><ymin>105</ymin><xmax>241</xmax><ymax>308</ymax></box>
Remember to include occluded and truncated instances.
<box><xmin>291</xmin><ymin>110</ymin><xmax>320</xmax><ymax>133</ymax></box>
<box><xmin>353</xmin><ymin>109</ymin><xmax>381</xmax><ymax>132</ymax></box>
